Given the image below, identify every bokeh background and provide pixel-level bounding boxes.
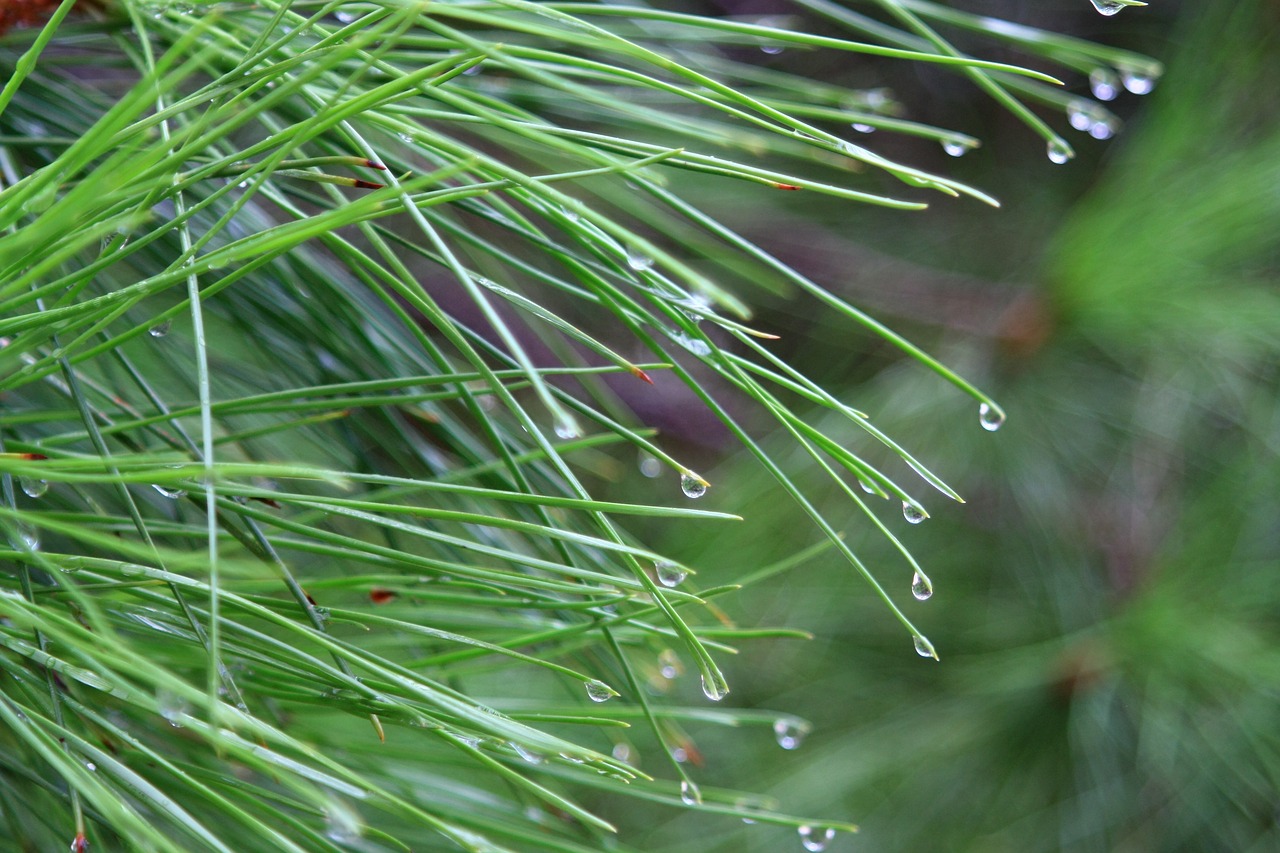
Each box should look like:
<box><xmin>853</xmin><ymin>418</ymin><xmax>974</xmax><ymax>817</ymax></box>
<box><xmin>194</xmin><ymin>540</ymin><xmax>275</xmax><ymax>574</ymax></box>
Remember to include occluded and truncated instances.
<box><xmin>593</xmin><ymin>2</ymin><xmax>1280</xmax><ymax>850</ymax></box>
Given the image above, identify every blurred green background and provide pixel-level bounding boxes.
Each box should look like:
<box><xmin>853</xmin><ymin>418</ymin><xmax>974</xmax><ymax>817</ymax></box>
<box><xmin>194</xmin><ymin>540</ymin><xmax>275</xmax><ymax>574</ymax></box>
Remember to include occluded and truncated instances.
<box><xmin>594</xmin><ymin>2</ymin><xmax>1280</xmax><ymax>850</ymax></box>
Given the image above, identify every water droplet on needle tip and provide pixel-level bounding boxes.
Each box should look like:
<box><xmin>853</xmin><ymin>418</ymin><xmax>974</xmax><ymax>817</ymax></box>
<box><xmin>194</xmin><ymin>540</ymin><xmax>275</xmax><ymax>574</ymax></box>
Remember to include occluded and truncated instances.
<box><xmin>913</xmin><ymin>635</ymin><xmax>939</xmax><ymax>660</ymax></box>
<box><xmin>585</xmin><ymin>680</ymin><xmax>614</xmax><ymax>703</ymax></box>
<box><xmin>799</xmin><ymin>825</ymin><xmax>836</xmax><ymax>852</ymax></box>
<box><xmin>655</xmin><ymin>561</ymin><xmax>688</xmax><ymax>588</ymax></box>
<box><xmin>680</xmin><ymin>472</ymin><xmax>707</xmax><ymax>499</ymax></box>
<box><xmin>701</xmin><ymin>674</ymin><xmax>728</xmax><ymax>702</ymax></box>
<box><xmin>1089</xmin><ymin>0</ymin><xmax>1126</xmax><ymax>16</ymax></box>
<box><xmin>979</xmin><ymin>402</ymin><xmax>1005</xmax><ymax>431</ymax></box>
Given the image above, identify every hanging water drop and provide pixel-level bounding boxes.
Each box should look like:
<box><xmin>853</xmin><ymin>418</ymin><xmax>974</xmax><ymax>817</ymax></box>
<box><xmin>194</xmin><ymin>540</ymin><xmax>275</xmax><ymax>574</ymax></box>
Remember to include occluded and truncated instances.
<box><xmin>942</xmin><ymin>139</ymin><xmax>969</xmax><ymax>157</ymax></box>
<box><xmin>638</xmin><ymin>452</ymin><xmax>662</xmax><ymax>478</ymax></box>
<box><xmin>69</xmin><ymin>832</ymin><xmax>89</xmax><ymax>853</ymax></box>
<box><xmin>1089</xmin><ymin>0</ymin><xmax>1125</xmax><ymax>16</ymax></box>
<box><xmin>324</xmin><ymin>799</ymin><xmax>363</xmax><ymax>843</ymax></box>
<box><xmin>851</xmin><ymin>123</ymin><xmax>875</xmax><ymax>134</ymax></box>
<box><xmin>911</xmin><ymin>571</ymin><xmax>933</xmax><ymax>601</ymax></box>
<box><xmin>859</xmin><ymin>478</ymin><xmax>877</xmax><ymax>495</ymax></box>
<box><xmin>658</xmin><ymin>648</ymin><xmax>681</xmax><ymax>680</ymax></box>
<box><xmin>149</xmin><ymin>320</ymin><xmax>171</xmax><ymax>338</ymax></box>
<box><xmin>20</xmin><ymin>477</ymin><xmax>48</xmax><ymax>499</ymax></box>
<box><xmin>611</xmin><ymin>742</ymin><xmax>633</xmax><ymax>763</ymax></box>
<box><xmin>760</xmin><ymin>44</ymin><xmax>783</xmax><ymax>55</ymax></box>
<box><xmin>1120</xmin><ymin>69</ymin><xmax>1156</xmax><ymax>95</ymax></box>
<box><xmin>1089</xmin><ymin>69</ymin><xmax>1119</xmax><ymax>101</ymax></box>
<box><xmin>913</xmin><ymin>635</ymin><xmax>939</xmax><ymax>660</ymax></box>
<box><xmin>334</xmin><ymin>9</ymin><xmax>356</xmax><ymax>22</ymax></box>
<box><xmin>655</xmin><ymin>560</ymin><xmax>687</xmax><ymax>588</ymax></box>
<box><xmin>978</xmin><ymin>402</ymin><xmax>1005</xmax><ymax>432</ymax></box>
<box><xmin>1067</xmin><ymin>101</ymin><xmax>1094</xmax><ymax>132</ymax></box>
<box><xmin>902</xmin><ymin>501</ymin><xmax>927</xmax><ymax>524</ymax></box>
<box><xmin>773</xmin><ymin>717</ymin><xmax>810</xmax><ymax>750</ymax></box>
<box><xmin>679</xmin><ymin>472</ymin><xmax>707</xmax><ymax>499</ymax></box>
<box><xmin>680</xmin><ymin>780</ymin><xmax>701</xmax><ymax>806</ymax></box>
<box><xmin>1089</xmin><ymin>118</ymin><xmax>1116</xmax><ymax>140</ymax></box>
<box><xmin>626</xmin><ymin>248</ymin><xmax>653</xmax><ymax>272</ymax></box>
<box><xmin>1047</xmin><ymin>139</ymin><xmax>1072</xmax><ymax>165</ymax></box>
<box><xmin>553</xmin><ymin>418</ymin><xmax>581</xmax><ymax>440</ymax></box>
<box><xmin>152</xmin><ymin>484</ymin><xmax>187</xmax><ymax>500</ymax></box>
<box><xmin>585</xmin><ymin>680</ymin><xmax>614</xmax><ymax>703</ymax></box>
<box><xmin>798</xmin><ymin>825</ymin><xmax>836</xmax><ymax>852</ymax></box>
<box><xmin>9</xmin><ymin>522</ymin><xmax>40</xmax><ymax>551</ymax></box>
<box><xmin>700</xmin><ymin>674</ymin><xmax>728</xmax><ymax>702</ymax></box>
<box><xmin>157</xmin><ymin>689</ymin><xmax>190</xmax><ymax>726</ymax></box>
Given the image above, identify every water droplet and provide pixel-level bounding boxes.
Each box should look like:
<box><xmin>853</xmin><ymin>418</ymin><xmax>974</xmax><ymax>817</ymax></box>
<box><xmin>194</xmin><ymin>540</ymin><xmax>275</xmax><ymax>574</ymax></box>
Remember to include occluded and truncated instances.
<box><xmin>1120</xmin><ymin>69</ymin><xmax>1156</xmax><ymax>95</ymax></box>
<box><xmin>585</xmin><ymin>680</ymin><xmax>613</xmax><ymax>703</ymax></box>
<box><xmin>69</xmin><ymin>832</ymin><xmax>89</xmax><ymax>853</ymax></box>
<box><xmin>626</xmin><ymin>249</ymin><xmax>653</xmax><ymax>271</ymax></box>
<box><xmin>760</xmin><ymin>44</ymin><xmax>783</xmax><ymax>55</ymax></box>
<box><xmin>680</xmin><ymin>780</ymin><xmax>701</xmax><ymax>806</ymax></box>
<box><xmin>679</xmin><ymin>472</ymin><xmax>707</xmax><ymax>499</ymax></box>
<box><xmin>1089</xmin><ymin>117</ymin><xmax>1116</xmax><ymax>140</ymax></box>
<box><xmin>511</xmin><ymin>743</ymin><xmax>543</xmax><ymax>764</ymax></box>
<box><xmin>798</xmin><ymin>825</ymin><xmax>836</xmax><ymax>852</ymax></box>
<box><xmin>700</xmin><ymin>674</ymin><xmax>728</xmax><ymax>702</ymax></box>
<box><xmin>157</xmin><ymin>689</ymin><xmax>190</xmax><ymax>726</ymax></box>
<box><xmin>773</xmin><ymin>717</ymin><xmax>810</xmax><ymax>750</ymax></box>
<box><xmin>560</xmin><ymin>206</ymin><xmax>580</xmax><ymax>223</ymax></box>
<box><xmin>325</xmin><ymin>799</ymin><xmax>363</xmax><ymax>843</ymax></box>
<box><xmin>858</xmin><ymin>478</ymin><xmax>877</xmax><ymax>495</ymax></box>
<box><xmin>851</xmin><ymin>123</ymin><xmax>875</xmax><ymax>134</ymax></box>
<box><xmin>553</xmin><ymin>418</ymin><xmax>581</xmax><ymax>440</ymax></box>
<box><xmin>152</xmin><ymin>484</ymin><xmax>187</xmax><ymax>499</ymax></box>
<box><xmin>655</xmin><ymin>560</ymin><xmax>687</xmax><ymax>588</ymax></box>
<box><xmin>673</xmin><ymin>331</ymin><xmax>711</xmax><ymax>356</ymax></box>
<box><xmin>148</xmin><ymin>320</ymin><xmax>171</xmax><ymax>338</ymax></box>
<box><xmin>671</xmin><ymin>746</ymin><xmax>689</xmax><ymax>763</ymax></box>
<box><xmin>942</xmin><ymin>139</ymin><xmax>969</xmax><ymax>157</ymax></box>
<box><xmin>20</xmin><ymin>477</ymin><xmax>48</xmax><ymax>499</ymax></box>
<box><xmin>1089</xmin><ymin>69</ymin><xmax>1119</xmax><ymax>101</ymax></box>
<box><xmin>334</xmin><ymin>9</ymin><xmax>356</xmax><ymax>22</ymax></box>
<box><xmin>1067</xmin><ymin>100</ymin><xmax>1094</xmax><ymax>132</ymax></box>
<box><xmin>658</xmin><ymin>648</ymin><xmax>681</xmax><ymax>680</ymax></box>
<box><xmin>462</xmin><ymin>64</ymin><xmax>481</xmax><ymax>76</ymax></box>
<box><xmin>902</xmin><ymin>502</ymin><xmax>927</xmax><ymax>524</ymax></box>
<box><xmin>1047</xmin><ymin>139</ymin><xmax>1072</xmax><ymax>165</ymax></box>
<box><xmin>9</xmin><ymin>522</ymin><xmax>40</xmax><ymax>551</ymax></box>
<box><xmin>85</xmin><ymin>761</ymin><xmax>96</xmax><ymax>771</ymax></box>
<box><xmin>913</xmin><ymin>635</ymin><xmax>938</xmax><ymax>660</ymax></box>
<box><xmin>638</xmin><ymin>452</ymin><xmax>662</xmax><ymax>478</ymax></box>
<box><xmin>1089</xmin><ymin>0</ymin><xmax>1125</xmax><ymax>16</ymax></box>
<box><xmin>611</xmin><ymin>742</ymin><xmax>633</xmax><ymax>763</ymax></box>
<box><xmin>911</xmin><ymin>571</ymin><xmax>933</xmax><ymax>601</ymax></box>
<box><xmin>979</xmin><ymin>402</ymin><xmax>1005</xmax><ymax>432</ymax></box>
